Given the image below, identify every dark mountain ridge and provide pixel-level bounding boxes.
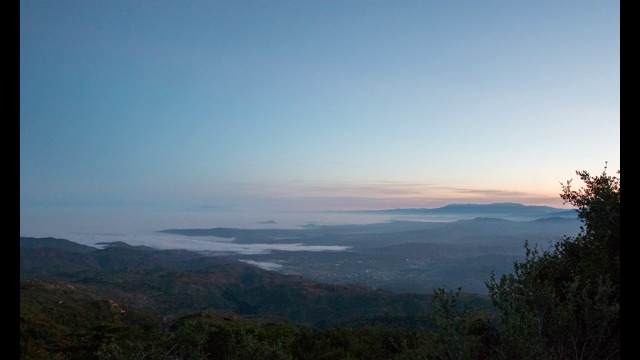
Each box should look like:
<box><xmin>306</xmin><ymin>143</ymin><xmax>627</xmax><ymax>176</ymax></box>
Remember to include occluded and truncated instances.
<box><xmin>20</xmin><ymin>236</ymin><xmax>98</xmax><ymax>252</ymax></box>
<box><xmin>21</xmin><ymin>237</ymin><xmax>490</xmax><ymax>329</ymax></box>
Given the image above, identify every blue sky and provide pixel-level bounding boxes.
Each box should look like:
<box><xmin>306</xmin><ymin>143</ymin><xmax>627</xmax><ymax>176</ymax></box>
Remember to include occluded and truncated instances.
<box><xmin>21</xmin><ymin>0</ymin><xmax>619</xmax><ymax>214</ymax></box>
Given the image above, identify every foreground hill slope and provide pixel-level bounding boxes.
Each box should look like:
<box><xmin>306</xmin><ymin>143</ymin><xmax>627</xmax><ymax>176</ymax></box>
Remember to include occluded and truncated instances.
<box><xmin>20</xmin><ymin>237</ymin><xmax>493</xmax><ymax>329</ymax></box>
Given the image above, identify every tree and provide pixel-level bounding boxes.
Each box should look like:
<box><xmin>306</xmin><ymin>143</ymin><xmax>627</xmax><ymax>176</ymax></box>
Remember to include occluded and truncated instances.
<box><xmin>486</xmin><ymin>164</ymin><xmax>620</xmax><ymax>359</ymax></box>
<box><xmin>421</xmin><ymin>286</ymin><xmax>500</xmax><ymax>360</ymax></box>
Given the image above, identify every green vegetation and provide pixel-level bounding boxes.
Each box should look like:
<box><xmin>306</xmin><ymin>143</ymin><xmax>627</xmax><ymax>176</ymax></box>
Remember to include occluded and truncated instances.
<box><xmin>486</xmin><ymin>165</ymin><xmax>620</xmax><ymax>359</ymax></box>
<box><xmin>20</xmin><ymin>166</ymin><xmax>619</xmax><ymax>359</ymax></box>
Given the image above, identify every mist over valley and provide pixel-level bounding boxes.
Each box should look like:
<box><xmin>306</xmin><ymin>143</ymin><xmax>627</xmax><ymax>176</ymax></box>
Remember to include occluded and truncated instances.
<box><xmin>22</xmin><ymin>203</ymin><xmax>581</xmax><ymax>295</ymax></box>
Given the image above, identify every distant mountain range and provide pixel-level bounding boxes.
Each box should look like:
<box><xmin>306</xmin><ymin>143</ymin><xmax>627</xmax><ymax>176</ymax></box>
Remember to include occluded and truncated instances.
<box><xmin>159</xmin><ymin>215</ymin><xmax>582</xmax><ymax>294</ymax></box>
<box><xmin>336</xmin><ymin>202</ymin><xmax>577</xmax><ymax>218</ymax></box>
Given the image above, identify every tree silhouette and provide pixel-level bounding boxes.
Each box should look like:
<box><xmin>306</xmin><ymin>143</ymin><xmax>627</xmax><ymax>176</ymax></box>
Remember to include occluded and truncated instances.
<box><xmin>486</xmin><ymin>164</ymin><xmax>620</xmax><ymax>359</ymax></box>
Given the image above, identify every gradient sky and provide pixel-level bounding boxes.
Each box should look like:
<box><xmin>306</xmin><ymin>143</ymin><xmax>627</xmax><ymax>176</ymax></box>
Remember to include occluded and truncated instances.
<box><xmin>21</xmin><ymin>0</ymin><xmax>619</xmax><ymax>214</ymax></box>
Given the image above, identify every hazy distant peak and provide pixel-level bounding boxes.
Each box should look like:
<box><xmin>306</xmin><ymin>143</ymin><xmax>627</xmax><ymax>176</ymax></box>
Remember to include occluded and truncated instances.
<box><xmin>343</xmin><ymin>203</ymin><xmax>574</xmax><ymax>218</ymax></box>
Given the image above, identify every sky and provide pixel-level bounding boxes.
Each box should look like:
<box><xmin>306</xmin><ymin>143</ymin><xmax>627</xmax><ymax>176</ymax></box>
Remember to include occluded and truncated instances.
<box><xmin>21</xmin><ymin>0</ymin><xmax>619</xmax><ymax>225</ymax></box>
